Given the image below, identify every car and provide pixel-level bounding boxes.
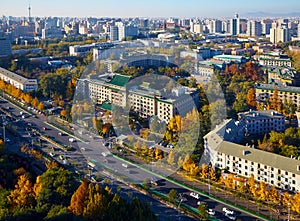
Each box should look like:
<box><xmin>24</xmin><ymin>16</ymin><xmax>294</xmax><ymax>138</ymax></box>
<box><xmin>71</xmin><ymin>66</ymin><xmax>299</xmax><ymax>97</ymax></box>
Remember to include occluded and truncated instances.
<box><xmin>80</xmin><ymin>147</ymin><xmax>86</xmax><ymax>151</ymax></box>
<box><xmin>150</xmin><ymin>177</ymin><xmax>159</xmax><ymax>186</ymax></box>
<box><xmin>207</xmin><ymin>209</ymin><xmax>215</xmax><ymax>216</ymax></box>
<box><xmin>49</xmin><ymin>152</ymin><xmax>55</xmax><ymax>157</ymax></box>
<box><xmin>225</xmin><ymin>213</ymin><xmax>236</xmax><ymax>220</ymax></box>
<box><xmin>58</xmin><ymin>132</ymin><xmax>63</xmax><ymax>136</ymax></box>
<box><xmin>197</xmin><ymin>201</ymin><xmax>201</xmax><ymax>205</ymax></box>
<box><xmin>69</xmin><ymin>138</ymin><xmax>75</xmax><ymax>142</ymax></box>
<box><xmin>122</xmin><ymin>163</ymin><xmax>128</xmax><ymax>168</ymax></box>
<box><xmin>189</xmin><ymin>192</ymin><xmax>200</xmax><ymax>199</ymax></box>
<box><xmin>5</xmin><ymin>138</ymin><xmax>11</xmax><ymax>143</ymax></box>
<box><xmin>223</xmin><ymin>207</ymin><xmax>234</xmax><ymax>215</ymax></box>
<box><xmin>42</xmin><ymin>127</ymin><xmax>47</xmax><ymax>131</ymax></box>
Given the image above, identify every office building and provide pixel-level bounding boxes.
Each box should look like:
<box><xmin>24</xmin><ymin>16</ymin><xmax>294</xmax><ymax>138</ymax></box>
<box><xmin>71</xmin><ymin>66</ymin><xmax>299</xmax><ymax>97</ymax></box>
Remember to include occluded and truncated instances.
<box><xmin>79</xmin><ymin>73</ymin><xmax>198</xmax><ymax>123</ymax></box>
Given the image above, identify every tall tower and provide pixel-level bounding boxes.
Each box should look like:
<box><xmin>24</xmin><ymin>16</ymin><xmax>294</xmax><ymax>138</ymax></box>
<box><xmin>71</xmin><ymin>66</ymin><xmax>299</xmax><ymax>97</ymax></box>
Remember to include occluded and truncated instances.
<box><xmin>28</xmin><ymin>3</ymin><xmax>31</xmax><ymax>22</ymax></box>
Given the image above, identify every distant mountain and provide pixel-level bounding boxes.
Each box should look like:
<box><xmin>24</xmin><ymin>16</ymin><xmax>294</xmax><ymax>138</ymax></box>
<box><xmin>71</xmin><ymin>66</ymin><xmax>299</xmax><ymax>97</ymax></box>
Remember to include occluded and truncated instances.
<box><xmin>242</xmin><ymin>11</ymin><xmax>300</xmax><ymax>18</ymax></box>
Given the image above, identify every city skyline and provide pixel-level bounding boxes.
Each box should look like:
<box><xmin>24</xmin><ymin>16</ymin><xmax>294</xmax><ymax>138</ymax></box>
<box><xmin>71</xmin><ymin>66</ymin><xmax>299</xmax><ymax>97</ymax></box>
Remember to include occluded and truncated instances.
<box><xmin>1</xmin><ymin>0</ymin><xmax>300</xmax><ymax>18</ymax></box>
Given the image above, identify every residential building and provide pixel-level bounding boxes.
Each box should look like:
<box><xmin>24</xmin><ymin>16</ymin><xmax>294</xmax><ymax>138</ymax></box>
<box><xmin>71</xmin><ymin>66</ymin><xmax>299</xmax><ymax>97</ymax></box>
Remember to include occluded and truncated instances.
<box><xmin>202</xmin><ymin>119</ymin><xmax>300</xmax><ymax>193</ymax></box>
<box><xmin>69</xmin><ymin>42</ymin><xmax>114</xmax><ymax>56</ymax></box>
<box><xmin>255</xmin><ymin>83</ymin><xmax>300</xmax><ymax>108</ymax></box>
<box><xmin>247</xmin><ymin>20</ymin><xmax>262</xmax><ymax>37</ymax></box>
<box><xmin>0</xmin><ymin>30</ymin><xmax>12</xmax><ymax>57</ymax></box>
<box><xmin>257</xmin><ymin>52</ymin><xmax>292</xmax><ymax>67</ymax></box>
<box><xmin>238</xmin><ymin>110</ymin><xmax>285</xmax><ymax>135</ymax></box>
<box><xmin>110</xmin><ymin>26</ymin><xmax>119</xmax><ymax>41</ymax></box>
<box><xmin>270</xmin><ymin>23</ymin><xmax>290</xmax><ymax>44</ymax></box>
<box><xmin>266</xmin><ymin>66</ymin><xmax>297</xmax><ymax>85</ymax></box>
<box><xmin>42</xmin><ymin>27</ymin><xmax>63</xmax><ymax>39</ymax></box>
<box><xmin>0</xmin><ymin>67</ymin><xmax>38</xmax><ymax>92</ymax></box>
<box><xmin>230</xmin><ymin>13</ymin><xmax>240</xmax><ymax>35</ymax></box>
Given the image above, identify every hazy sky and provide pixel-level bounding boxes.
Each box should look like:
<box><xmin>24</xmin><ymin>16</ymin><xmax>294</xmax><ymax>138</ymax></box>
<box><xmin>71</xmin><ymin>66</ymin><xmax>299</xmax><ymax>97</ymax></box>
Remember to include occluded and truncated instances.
<box><xmin>1</xmin><ymin>0</ymin><xmax>300</xmax><ymax>18</ymax></box>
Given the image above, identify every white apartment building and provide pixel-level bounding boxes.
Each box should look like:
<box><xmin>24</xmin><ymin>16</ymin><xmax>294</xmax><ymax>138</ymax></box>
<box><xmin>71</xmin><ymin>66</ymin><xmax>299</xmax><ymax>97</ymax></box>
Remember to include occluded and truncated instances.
<box><xmin>0</xmin><ymin>67</ymin><xmax>38</xmax><ymax>92</ymax></box>
<box><xmin>202</xmin><ymin>119</ymin><xmax>300</xmax><ymax>193</ymax></box>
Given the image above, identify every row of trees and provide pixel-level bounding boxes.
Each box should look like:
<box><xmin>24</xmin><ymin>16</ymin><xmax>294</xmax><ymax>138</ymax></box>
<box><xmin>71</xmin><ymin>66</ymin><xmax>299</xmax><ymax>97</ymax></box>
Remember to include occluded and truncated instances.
<box><xmin>0</xmin><ymin>165</ymin><xmax>156</xmax><ymax>221</ymax></box>
<box><xmin>0</xmin><ymin>80</ymin><xmax>44</xmax><ymax>110</ymax></box>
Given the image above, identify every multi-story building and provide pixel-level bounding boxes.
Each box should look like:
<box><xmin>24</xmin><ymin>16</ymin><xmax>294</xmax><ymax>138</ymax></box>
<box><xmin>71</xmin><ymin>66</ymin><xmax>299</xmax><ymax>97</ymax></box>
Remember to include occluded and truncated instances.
<box><xmin>255</xmin><ymin>83</ymin><xmax>300</xmax><ymax>108</ymax></box>
<box><xmin>266</xmin><ymin>66</ymin><xmax>297</xmax><ymax>85</ymax></box>
<box><xmin>202</xmin><ymin>119</ymin><xmax>300</xmax><ymax>193</ymax></box>
<box><xmin>69</xmin><ymin>42</ymin><xmax>114</xmax><ymax>56</ymax></box>
<box><xmin>0</xmin><ymin>30</ymin><xmax>12</xmax><ymax>57</ymax></box>
<box><xmin>247</xmin><ymin>20</ymin><xmax>262</xmax><ymax>37</ymax></box>
<box><xmin>230</xmin><ymin>13</ymin><xmax>240</xmax><ymax>36</ymax></box>
<box><xmin>257</xmin><ymin>52</ymin><xmax>292</xmax><ymax>67</ymax></box>
<box><xmin>110</xmin><ymin>26</ymin><xmax>119</xmax><ymax>41</ymax></box>
<box><xmin>270</xmin><ymin>23</ymin><xmax>290</xmax><ymax>44</ymax></box>
<box><xmin>42</xmin><ymin>27</ymin><xmax>63</xmax><ymax>39</ymax></box>
<box><xmin>0</xmin><ymin>67</ymin><xmax>38</xmax><ymax>92</ymax></box>
<box><xmin>238</xmin><ymin>110</ymin><xmax>285</xmax><ymax>135</ymax></box>
<box><xmin>79</xmin><ymin>73</ymin><xmax>198</xmax><ymax>122</ymax></box>
<box><xmin>118</xmin><ymin>24</ymin><xmax>138</xmax><ymax>41</ymax></box>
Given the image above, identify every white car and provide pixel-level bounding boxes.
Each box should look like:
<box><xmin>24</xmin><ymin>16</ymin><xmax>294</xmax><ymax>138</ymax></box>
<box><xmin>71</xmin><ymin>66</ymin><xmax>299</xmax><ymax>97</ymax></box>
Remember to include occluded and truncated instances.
<box><xmin>223</xmin><ymin>207</ymin><xmax>234</xmax><ymax>214</ymax></box>
<box><xmin>122</xmin><ymin>163</ymin><xmax>128</xmax><ymax>168</ymax></box>
<box><xmin>189</xmin><ymin>192</ymin><xmax>200</xmax><ymax>199</ymax></box>
<box><xmin>225</xmin><ymin>213</ymin><xmax>236</xmax><ymax>220</ymax></box>
<box><xmin>69</xmin><ymin>138</ymin><xmax>75</xmax><ymax>142</ymax></box>
<box><xmin>207</xmin><ymin>209</ymin><xmax>215</xmax><ymax>216</ymax></box>
<box><xmin>49</xmin><ymin>152</ymin><xmax>55</xmax><ymax>157</ymax></box>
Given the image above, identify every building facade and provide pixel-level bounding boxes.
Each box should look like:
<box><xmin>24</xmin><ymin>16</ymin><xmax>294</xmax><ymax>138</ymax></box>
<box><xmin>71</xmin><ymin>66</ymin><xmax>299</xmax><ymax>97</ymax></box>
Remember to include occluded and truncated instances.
<box><xmin>202</xmin><ymin>119</ymin><xmax>300</xmax><ymax>193</ymax></box>
<box><xmin>0</xmin><ymin>67</ymin><xmax>38</xmax><ymax>92</ymax></box>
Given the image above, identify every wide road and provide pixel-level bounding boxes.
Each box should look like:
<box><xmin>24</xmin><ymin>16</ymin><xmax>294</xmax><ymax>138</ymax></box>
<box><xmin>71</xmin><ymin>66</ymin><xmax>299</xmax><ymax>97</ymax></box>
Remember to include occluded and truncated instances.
<box><xmin>1</xmin><ymin>97</ymin><xmax>268</xmax><ymax>221</ymax></box>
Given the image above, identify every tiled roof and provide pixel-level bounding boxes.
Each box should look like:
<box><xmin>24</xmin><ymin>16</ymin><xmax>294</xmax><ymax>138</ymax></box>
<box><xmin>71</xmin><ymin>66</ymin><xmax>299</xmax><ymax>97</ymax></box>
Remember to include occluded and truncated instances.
<box><xmin>108</xmin><ymin>74</ymin><xmax>131</xmax><ymax>87</ymax></box>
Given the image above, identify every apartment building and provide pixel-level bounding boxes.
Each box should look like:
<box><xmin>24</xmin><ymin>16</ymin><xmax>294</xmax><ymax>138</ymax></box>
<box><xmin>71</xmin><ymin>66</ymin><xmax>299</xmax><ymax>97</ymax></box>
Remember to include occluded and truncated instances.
<box><xmin>255</xmin><ymin>83</ymin><xmax>300</xmax><ymax>108</ymax></box>
<box><xmin>0</xmin><ymin>67</ymin><xmax>38</xmax><ymax>92</ymax></box>
<box><xmin>238</xmin><ymin>110</ymin><xmax>285</xmax><ymax>135</ymax></box>
<box><xmin>202</xmin><ymin>119</ymin><xmax>300</xmax><ymax>193</ymax></box>
<box><xmin>257</xmin><ymin>52</ymin><xmax>292</xmax><ymax>67</ymax></box>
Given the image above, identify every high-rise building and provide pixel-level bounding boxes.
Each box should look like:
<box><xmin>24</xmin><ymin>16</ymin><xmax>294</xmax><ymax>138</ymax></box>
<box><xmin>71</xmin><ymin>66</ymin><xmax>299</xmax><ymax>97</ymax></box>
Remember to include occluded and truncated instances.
<box><xmin>230</xmin><ymin>13</ymin><xmax>240</xmax><ymax>35</ymax></box>
<box><xmin>247</xmin><ymin>20</ymin><xmax>262</xmax><ymax>37</ymax></box>
<box><xmin>209</xmin><ymin>20</ymin><xmax>222</xmax><ymax>33</ymax></box>
<box><xmin>270</xmin><ymin>23</ymin><xmax>290</xmax><ymax>44</ymax></box>
<box><xmin>0</xmin><ymin>30</ymin><xmax>12</xmax><ymax>57</ymax></box>
<box><xmin>298</xmin><ymin>23</ymin><xmax>300</xmax><ymax>38</ymax></box>
<box><xmin>261</xmin><ymin>19</ymin><xmax>273</xmax><ymax>35</ymax></box>
<box><xmin>118</xmin><ymin>24</ymin><xmax>138</xmax><ymax>41</ymax></box>
<box><xmin>110</xmin><ymin>26</ymin><xmax>119</xmax><ymax>41</ymax></box>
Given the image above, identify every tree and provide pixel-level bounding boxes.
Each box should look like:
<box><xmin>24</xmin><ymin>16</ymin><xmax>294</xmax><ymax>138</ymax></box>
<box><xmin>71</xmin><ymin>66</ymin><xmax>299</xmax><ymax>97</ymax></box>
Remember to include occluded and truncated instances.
<box><xmin>246</xmin><ymin>88</ymin><xmax>257</xmax><ymax>108</ymax></box>
<box><xmin>0</xmin><ymin>139</ymin><xmax>4</xmax><ymax>153</ymax></box>
<box><xmin>7</xmin><ymin>174</ymin><xmax>35</xmax><ymax>208</ymax></box>
<box><xmin>268</xmin><ymin>185</ymin><xmax>280</xmax><ymax>204</ymax></box>
<box><xmin>37</xmin><ymin>102</ymin><xmax>44</xmax><ymax>111</ymax></box>
<box><xmin>168</xmin><ymin>189</ymin><xmax>178</xmax><ymax>203</ymax></box>
<box><xmin>167</xmin><ymin>150</ymin><xmax>175</xmax><ymax>166</ymax></box>
<box><xmin>258</xmin><ymin>181</ymin><xmax>268</xmax><ymax>201</ymax></box>
<box><xmin>69</xmin><ymin>178</ymin><xmax>89</xmax><ymax>216</ymax></box>
<box><xmin>270</xmin><ymin>86</ymin><xmax>282</xmax><ymax>112</ymax></box>
<box><xmin>197</xmin><ymin>202</ymin><xmax>208</xmax><ymax>220</ymax></box>
<box><xmin>201</xmin><ymin>164</ymin><xmax>209</xmax><ymax>179</ymax></box>
<box><xmin>60</xmin><ymin>109</ymin><xmax>67</xmax><ymax>118</ymax></box>
<box><xmin>31</xmin><ymin>97</ymin><xmax>39</xmax><ymax>108</ymax></box>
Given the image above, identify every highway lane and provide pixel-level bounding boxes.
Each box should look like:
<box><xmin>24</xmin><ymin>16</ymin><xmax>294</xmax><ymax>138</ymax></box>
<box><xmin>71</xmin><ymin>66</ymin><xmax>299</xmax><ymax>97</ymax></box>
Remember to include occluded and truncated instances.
<box><xmin>1</xmin><ymin>97</ymin><xmax>268</xmax><ymax>221</ymax></box>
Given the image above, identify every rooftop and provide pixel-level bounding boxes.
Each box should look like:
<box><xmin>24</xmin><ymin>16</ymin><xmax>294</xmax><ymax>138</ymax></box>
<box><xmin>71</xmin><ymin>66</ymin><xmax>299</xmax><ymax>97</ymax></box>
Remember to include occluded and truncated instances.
<box><xmin>0</xmin><ymin>67</ymin><xmax>32</xmax><ymax>84</ymax></box>
<box><xmin>108</xmin><ymin>74</ymin><xmax>131</xmax><ymax>87</ymax></box>
<box><xmin>255</xmin><ymin>83</ymin><xmax>300</xmax><ymax>94</ymax></box>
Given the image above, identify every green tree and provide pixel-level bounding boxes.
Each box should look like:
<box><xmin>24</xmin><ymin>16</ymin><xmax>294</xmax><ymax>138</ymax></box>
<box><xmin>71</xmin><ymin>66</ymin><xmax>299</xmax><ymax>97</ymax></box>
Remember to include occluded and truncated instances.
<box><xmin>168</xmin><ymin>189</ymin><xmax>178</xmax><ymax>203</ymax></box>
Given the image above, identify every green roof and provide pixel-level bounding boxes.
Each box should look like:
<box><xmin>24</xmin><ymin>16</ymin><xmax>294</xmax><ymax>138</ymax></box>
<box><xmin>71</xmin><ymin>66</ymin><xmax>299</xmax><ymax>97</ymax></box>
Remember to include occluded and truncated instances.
<box><xmin>100</xmin><ymin>102</ymin><xmax>114</xmax><ymax>111</ymax></box>
<box><xmin>108</xmin><ymin>74</ymin><xmax>131</xmax><ymax>87</ymax></box>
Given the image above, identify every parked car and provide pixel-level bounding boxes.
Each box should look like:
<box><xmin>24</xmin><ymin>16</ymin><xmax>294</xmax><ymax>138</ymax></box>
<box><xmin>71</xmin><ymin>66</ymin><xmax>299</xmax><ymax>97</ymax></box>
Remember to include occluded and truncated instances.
<box><xmin>69</xmin><ymin>138</ymin><xmax>75</xmax><ymax>142</ymax></box>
